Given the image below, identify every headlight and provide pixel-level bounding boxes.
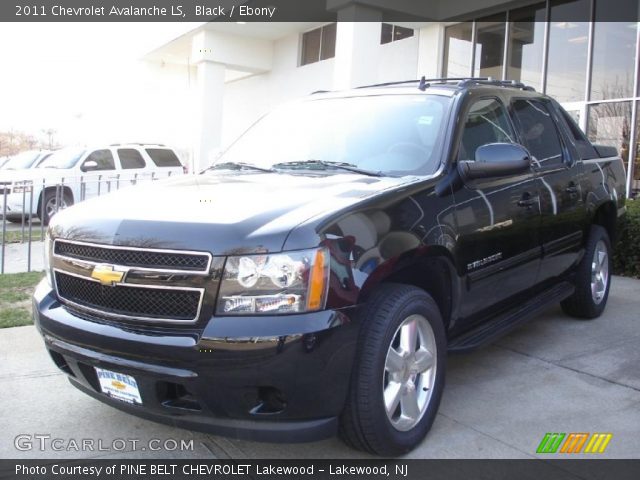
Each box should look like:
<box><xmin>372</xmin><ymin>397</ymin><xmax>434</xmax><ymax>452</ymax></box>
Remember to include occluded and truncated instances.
<box><xmin>43</xmin><ymin>232</ymin><xmax>52</xmax><ymax>287</ymax></box>
<box><xmin>217</xmin><ymin>247</ymin><xmax>329</xmax><ymax>315</ymax></box>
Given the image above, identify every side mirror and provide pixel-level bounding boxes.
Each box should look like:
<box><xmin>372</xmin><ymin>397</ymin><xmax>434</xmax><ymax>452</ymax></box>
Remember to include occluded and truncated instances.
<box><xmin>458</xmin><ymin>143</ymin><xmax>531</xmax><ymax>181</ymax></box>
<box><xmin>81</xmin><ymin>160</ymin><xmax>99</xmax><ymax>172</ymax></box>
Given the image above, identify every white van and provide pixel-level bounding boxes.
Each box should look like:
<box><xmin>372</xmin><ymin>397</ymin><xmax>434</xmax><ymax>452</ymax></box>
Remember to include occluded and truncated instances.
<box><xmin>0</xmin><ymin>144</ymin><xmax>185</xmax><ymax>224</ymax></box>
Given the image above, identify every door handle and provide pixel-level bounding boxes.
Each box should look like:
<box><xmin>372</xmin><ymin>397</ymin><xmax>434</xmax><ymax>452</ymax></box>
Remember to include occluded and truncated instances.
<box><xmin>517</xmin><ymin>193</ymin><xmax>538</xmax><ymax>208</ymax></box>
<box><xmin>565</xmin><ymin>184</ymin><xmax>579</xmax><ymax>195</ymax></box>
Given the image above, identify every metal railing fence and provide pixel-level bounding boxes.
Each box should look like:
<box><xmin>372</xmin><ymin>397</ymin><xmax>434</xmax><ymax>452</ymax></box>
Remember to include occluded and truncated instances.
<box><xmin>0</xmin><ymin>170</ymin><xmax>179</xmax><ymax>274</ymax></box>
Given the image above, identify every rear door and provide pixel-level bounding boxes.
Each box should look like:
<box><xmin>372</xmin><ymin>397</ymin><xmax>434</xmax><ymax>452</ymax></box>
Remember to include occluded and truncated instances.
<box><xmin>509</xmin><ymin>98</ymin><xmax>587</xmax><ymax>282</ymax></box>
<box><xmin>116</xmin><ymin>148</ymin><xmax>149</xmax><ymax>186</ymax></box>
<box><xmin>452</xmin><ymin>96</ymin><xmax>542</xmax><ymax>320</ymax></box>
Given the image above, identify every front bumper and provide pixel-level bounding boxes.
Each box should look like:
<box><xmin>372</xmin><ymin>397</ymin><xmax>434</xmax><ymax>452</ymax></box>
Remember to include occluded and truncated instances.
<box><xmin>33</xmin><ymin>280</ymin><xmax>360</xmax><ymax>442</ymax></box>
<box><xmin>0</xmin><ymin>192</ymin><xmax>37</xmax><ymax>217</ymax></box>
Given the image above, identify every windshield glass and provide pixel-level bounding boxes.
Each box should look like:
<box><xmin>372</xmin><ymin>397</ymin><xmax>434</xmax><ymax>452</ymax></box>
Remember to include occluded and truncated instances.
<box><xmin>214</xmin><ymin>94</ymin><xmax>451</xmax><ymax>176</ymax></box>
<box><xmin>1</xmin><ymin>151</ymin><xmax>41</xmax><ymax>170</ymax></box>
<box><xmin>36</xmin><ymin>147</ymin><xmax>85</xmax><ymax>169</ymax></box>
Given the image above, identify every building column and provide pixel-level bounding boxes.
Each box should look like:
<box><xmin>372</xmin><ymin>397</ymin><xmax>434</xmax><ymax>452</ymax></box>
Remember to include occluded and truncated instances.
<box><xmin>193</xmin><ymin>60</ymin><xmax>225</xmax><ymax>172</ymax></box>
<box><xmin>417</xmin><ymin>23</ymin><xmax>446</xmax><ymax>79</ymax></box>
<box><xmin>332</xmin><ymin>5</ymin><xmax>382</xmax><ymax>90</ymax></box>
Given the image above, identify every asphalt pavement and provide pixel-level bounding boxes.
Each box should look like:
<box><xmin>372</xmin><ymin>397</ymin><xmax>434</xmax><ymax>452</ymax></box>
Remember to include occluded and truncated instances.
<box><xmin>1</xmin><ymin>276</ymin><xmax>639</xmax><ymax>459</ymax></box>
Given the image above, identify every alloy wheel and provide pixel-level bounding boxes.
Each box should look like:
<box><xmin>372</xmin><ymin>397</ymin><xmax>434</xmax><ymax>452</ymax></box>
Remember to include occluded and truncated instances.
<box><xmin>382</xmin><ymin>314</ymin><xmax>437</xmax><ymax>432</ymax></box>
<box><xmin>591</xmin><ymin>239</ymin><xmax>609</xmax><ymax>305</ymax></box>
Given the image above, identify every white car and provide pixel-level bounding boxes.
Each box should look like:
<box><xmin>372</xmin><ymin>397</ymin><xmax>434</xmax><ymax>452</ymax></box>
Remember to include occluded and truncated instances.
<box><xmin>0</xmin><ymin>150</ymin><xmax>52</xmax><ymax>171</ymax></box>
<box><xmin>0</xmin><ymin>144</ymin><xmax>185</xmax><ymax>224</ymax></box>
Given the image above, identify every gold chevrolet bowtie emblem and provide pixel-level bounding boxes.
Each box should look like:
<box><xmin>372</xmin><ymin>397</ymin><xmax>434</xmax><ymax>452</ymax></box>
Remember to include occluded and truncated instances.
<box><xmin>91</xmin><ymin>264</ymin><xmax>125</xmax><ymax>286</ymax></box>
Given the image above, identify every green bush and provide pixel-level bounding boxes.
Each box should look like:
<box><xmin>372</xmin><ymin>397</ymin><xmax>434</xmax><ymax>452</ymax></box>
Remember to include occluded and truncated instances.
<box><xmin>613</xmin><ymin>199</ymin><xmax>640</xmax><ymax>278</ymax></box>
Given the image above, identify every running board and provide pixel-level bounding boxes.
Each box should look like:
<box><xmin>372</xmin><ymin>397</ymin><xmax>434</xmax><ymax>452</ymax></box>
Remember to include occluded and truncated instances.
<box><xmin>448</xmin><ymin>282</ymin><xmax>575</xmax><ymax>353</ymax></box>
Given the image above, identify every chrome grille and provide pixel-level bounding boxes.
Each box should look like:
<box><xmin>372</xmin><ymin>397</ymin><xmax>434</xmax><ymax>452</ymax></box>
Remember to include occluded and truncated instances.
<box><xmin>55</xmin><ymin>271</ymin><xmax>202</xmax><ymax>322</ymax></box>
<box><xmin>54</xmin><ymin>240</ymin><xmax>210</xmax><ymax>273</ymax></box>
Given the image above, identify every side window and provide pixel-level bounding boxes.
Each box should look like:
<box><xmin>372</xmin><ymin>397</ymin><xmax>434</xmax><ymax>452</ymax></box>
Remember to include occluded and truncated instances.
<box><xmin>511</xmin><ymin>99</ymin><xmax>563</xmax><ymax>166</ymax></box>
<box><xmin>81</xmin><ymin>149</ymin><xmax>115</xmax><ymax>172</ymax></box>
<box><xmin>145</xmin><ymin>149</ymin><xmax>182</xmax><ymax>167</ymax></box>
<box><xmin>553</xmin><ymin>103</ymin><xmax>598</xmax><ymax>160</ymax></box>
<box><xmin>118</xmin><ymin>149</ymin><xmax>146</xmax><ymax>169</ymax></box>
<box><xmin>459</xmin><ymin>98</ymin><xmax>515</xmax><ymax>161</ymax></box>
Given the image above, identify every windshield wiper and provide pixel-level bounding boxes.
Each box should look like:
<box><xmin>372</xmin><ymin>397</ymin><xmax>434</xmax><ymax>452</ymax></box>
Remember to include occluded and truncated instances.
<box><xmin>201</xmin><ymin>162</ymin><xmax>276</xmax><ymax>173</ymax></box>
<box><xmin>272</xmin><ymin>160</ymin><xmax>384</xmax><ymax>177</ymax></box>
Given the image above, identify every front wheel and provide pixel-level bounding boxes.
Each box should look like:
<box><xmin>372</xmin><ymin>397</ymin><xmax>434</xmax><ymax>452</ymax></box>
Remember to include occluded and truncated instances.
<box><xmin>39</xmin><ymin>190</ymin><xmax>73</xmax><ymax>225</ymax></box>
<box><xmin>339</xmin><ymin>284</ymin><xmax>446</xmax><ymax>456</ymax></box>
<box><xmin>561</xmin><ymin>225</ymin><xmax>612</xmax><ymax>319</ymax></box>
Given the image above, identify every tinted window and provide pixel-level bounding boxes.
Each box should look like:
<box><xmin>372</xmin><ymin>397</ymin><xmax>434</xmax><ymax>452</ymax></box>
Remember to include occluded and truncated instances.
<box><xmin>553</xmin><ymin>103</ymin><xmax>598</xmax><ymax>160</ymax></box>
<box><xmin>83</xmin><ymin>150</ymin><xmax>115</xmax><ymax>171</ymax></box>
<box><xmin>381</xmin><ymin>23</ymin><xmax>414</xmax><ymax>44</ymax></box>
<box><xmin>512</xmin><ymin>100</ymin><xmax>563</xmax><ymax>166</ymax></box>
<box><xmin>118</xmin><ymin>149</ymin><xmax>146</xmax><ymax>169</ymax></box>
<box><xmin>381</xmin><ymin>23</ymin><xmax>393</xmax><ymax>44</ymax></box>
<box><xmin>459</xmin><ymin>98</ymin><xmax>515</xmax><ymax>161</ymax></box>
<box><xmin>301</xmin><ymin>24</ymin><xmax>336</xmax><ymax>66</ymax></box>
<box><xmin>146</xmin><ymin>149</ymin><xmax>181</xmax><ymax>167</ymax></box>
<box><xmin>587</xmin><ymin>101</ymin><xmax>632</xmax><ymax>159</ymax></box>
<box><xmin>320</xmin><ymin>22</ymin><xmax>336</xmax><ymax>61</ymax></box>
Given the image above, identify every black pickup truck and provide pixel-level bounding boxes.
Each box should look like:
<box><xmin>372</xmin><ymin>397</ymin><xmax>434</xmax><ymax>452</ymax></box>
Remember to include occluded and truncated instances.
<box><xmin>33</xmin><ymin>78</ymin><xmax>626</xmax><ymax>456</ymax></box>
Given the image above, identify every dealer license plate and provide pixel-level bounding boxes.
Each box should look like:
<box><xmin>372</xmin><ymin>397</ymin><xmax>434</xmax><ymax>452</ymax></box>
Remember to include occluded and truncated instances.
<box><xmin>95</xmin><ymin>367</ymin><xmax>142</xmax><ymax>405</ymax></box>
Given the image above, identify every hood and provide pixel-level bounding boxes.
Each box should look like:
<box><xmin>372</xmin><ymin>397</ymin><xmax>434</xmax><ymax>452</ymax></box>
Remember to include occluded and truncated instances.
<box><xmin>50</xmin><ymin>172</ymin><xmax>410</xmax><ymax>255</ymax></box>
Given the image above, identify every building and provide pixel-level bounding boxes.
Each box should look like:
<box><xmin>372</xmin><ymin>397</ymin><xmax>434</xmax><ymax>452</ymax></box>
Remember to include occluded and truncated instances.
<box><xmin>144</xmin><ymin>0</ymin><xmax>640</xmax><ymax>197</ymax></box>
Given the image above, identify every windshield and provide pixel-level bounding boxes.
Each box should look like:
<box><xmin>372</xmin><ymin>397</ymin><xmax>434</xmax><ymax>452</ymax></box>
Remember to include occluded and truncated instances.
<box><xmin>1</xmin><ymin>151</ymin><xmax>41</xmax><ymax>170</ymax></box>
<box><xmin>36</xmin><ymin>147</ymin><xmax>85</xmax><ymax>169</ymax></box>
<box><xmin>214</xmin><ymin>94</ymin><xmax>451</xmax><ymax>176</ymax></box>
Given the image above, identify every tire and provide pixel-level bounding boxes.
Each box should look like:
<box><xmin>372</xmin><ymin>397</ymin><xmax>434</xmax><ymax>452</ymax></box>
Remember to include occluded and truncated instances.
<box><xmin>339</xmin><ymin>283</ymin><xmax>446</xmax><ymax>456</ymax></box>
<box><xmin>39</xmin><ymin>189</ymin><xmax>73</xmax><ymax>226</ymax></box>
<box><xmin>561</xmin><ymin>225</ymin><xmax>612</xmax><ymax>319</ymax></box>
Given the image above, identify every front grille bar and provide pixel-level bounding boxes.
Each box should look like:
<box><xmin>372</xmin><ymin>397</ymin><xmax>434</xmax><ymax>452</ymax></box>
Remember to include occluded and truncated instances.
<box><xmin>53</xmin><ymin>239</ymin><xmax>212</xmax><ymax>274</ymax></box>
<box><xmin>54</xmin><ymin>270</ymin><xmax>204</xmax><ymax>324</ymax></box>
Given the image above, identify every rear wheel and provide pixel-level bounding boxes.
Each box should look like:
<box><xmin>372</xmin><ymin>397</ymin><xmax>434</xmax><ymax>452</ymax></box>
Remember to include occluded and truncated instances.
<box><xmin>339</xmin><ymin>283</ymin><xmax>446</xmax><ymax>456</ymax></box>
<box><xmin>561</xmin><ymin>225</ymin><xmax>612</xmax><ymax>319</ymax></box>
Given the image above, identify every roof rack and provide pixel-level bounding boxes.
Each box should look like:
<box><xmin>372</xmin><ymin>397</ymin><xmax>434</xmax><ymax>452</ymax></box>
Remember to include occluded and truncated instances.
<box><xmin>455</xmin><ymin>77</ymin><xmax>536</xmax><ymax>91</ymax></box>
<box><xmin>109</xmin><ymin>143</ymin><xmax>166</xmax><ymax>147</ymax></box>
<box><xmin>354</xmin><ymin>77</ymin><xmax>535</xmax><ymax>92</ymax></box>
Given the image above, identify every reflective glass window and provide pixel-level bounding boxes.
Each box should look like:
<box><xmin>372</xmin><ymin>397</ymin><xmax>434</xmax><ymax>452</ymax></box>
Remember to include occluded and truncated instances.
<box><xmin>507</xmin><ymin>3</ymin><xmax>546</xmax><ymax>90</ymax></box>
<box><xmin>443</xmin><ymin>23</ymin><xmax>473</xmax><ymax>77</ymax></box>
<box><xmin>546</xmin><ymin>0</ymin><xmax>590</xmax><ymax>102</ymax></box>
<box><xmin>474</xmin><ymin>14</ymin><xmax>506</xmax><ymax>79</ymax></box>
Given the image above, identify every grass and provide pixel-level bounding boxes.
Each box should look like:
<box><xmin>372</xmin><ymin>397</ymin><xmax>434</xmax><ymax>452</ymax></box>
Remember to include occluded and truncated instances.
<box><xmin>1</xmin><ymin>229</ymin><xmax>44</xmax><ymax>244</ymax></box>
<box><xmin>0</xmin><ymin>271</ymin><xmax>44</xmax><ymax>328</ymax></box>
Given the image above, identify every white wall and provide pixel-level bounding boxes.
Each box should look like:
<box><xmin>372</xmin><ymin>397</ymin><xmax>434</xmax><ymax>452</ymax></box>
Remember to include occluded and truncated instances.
<box><xmin>377</xmin><ymin>35</ymin><xmax>419</xmax><ymax>83</ymax></box>
<box><xmin>221</xmin><ymin>32</ymin><xmax>335</xmax><ymax>146</ymax></box>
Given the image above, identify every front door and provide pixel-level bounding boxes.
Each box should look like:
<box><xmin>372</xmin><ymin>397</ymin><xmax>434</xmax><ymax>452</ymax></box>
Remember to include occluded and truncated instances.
<box><xmin>452</xmin><ymin>96</ymin><xmax>542</xmax><ymax>321</ymax></box>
